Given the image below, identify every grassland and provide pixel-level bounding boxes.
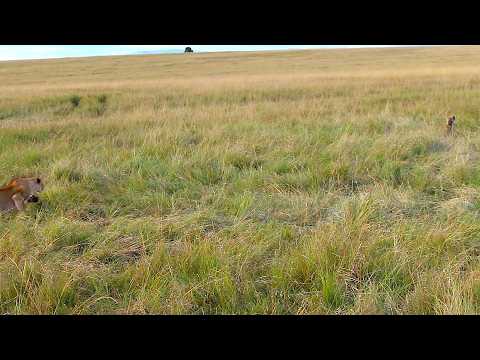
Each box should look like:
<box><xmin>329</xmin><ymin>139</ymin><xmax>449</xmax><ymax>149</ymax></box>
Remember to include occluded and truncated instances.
<box><xmin>2</xmin><ymin>46</ymin><xmax>480</xmax><ymax>314</ymax></box>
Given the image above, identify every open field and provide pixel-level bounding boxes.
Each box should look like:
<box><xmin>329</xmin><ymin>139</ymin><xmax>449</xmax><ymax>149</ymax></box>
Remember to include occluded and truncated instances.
<box><xmin>2</xmin><ymin>46</ymin><xmax>480</xmax><ymax>314</ymax></box>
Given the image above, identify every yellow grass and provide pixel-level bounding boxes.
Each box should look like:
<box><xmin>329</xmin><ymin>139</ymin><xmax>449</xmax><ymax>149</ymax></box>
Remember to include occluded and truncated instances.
<box><xmin>2</xmin><ymin>45</ymin><xmax>480</xmax><ymax>314</ymax></box>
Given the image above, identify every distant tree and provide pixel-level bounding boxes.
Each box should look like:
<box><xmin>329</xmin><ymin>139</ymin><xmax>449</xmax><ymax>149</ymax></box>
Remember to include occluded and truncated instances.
<box><xmin>185</xmin><ymin>47</ymin><xmax>194</xmax><ymax>53</ymax></box>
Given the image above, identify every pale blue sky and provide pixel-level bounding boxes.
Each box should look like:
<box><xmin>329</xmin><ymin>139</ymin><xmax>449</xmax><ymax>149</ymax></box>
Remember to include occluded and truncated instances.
<box><xmin>0</xmin><ymin>45</ymin><xmax>415</xmax><ymax>61</ymax></box>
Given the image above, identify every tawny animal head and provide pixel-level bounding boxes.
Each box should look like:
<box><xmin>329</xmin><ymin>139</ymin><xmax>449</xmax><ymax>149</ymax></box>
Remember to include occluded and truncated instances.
<box><xmin>0</xmin><ymin>176</ymin><xmax>45</xmax><ymax>212</ymax></box>
<box><xmin>8</xmin><ymin>177</ymin><xmax>44</xmax><ymax>195</ymax></box>
<box><xmin>448</xmin><ymin>115</ymin><xmax>456</xmax><ymax>125</ymax></box>
<box><xmin>33</xmin><ymin>178</ymin><xmax>44</xmax><ymax>193</ymax></box>
<box><xmin>446</xmin><ymin>115</ymin><xmax>456</xmax><ymax>135</ymax></box>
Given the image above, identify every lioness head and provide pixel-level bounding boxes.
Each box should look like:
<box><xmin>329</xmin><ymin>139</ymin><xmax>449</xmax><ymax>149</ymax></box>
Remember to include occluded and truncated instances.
<box><xmin>31</xmin><ymin>177</ymin><xmax>44</xmax><ymax>194</ymax></box>
<box><xmin>9</xmin><ymin>177</ymin><xmax>44</xmax><ymax>197</ymax></box>
<box><xmin>448</xmin><ymin>115</ymin><xmax>456</xmax><ymax>126</ymax></box>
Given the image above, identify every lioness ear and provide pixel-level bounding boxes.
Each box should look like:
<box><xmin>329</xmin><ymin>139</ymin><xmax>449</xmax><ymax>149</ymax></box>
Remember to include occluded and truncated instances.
<box><xmin>36</xmin><ymin>178</ymin><xmax>41</xmax><ymax>184</ymax></box>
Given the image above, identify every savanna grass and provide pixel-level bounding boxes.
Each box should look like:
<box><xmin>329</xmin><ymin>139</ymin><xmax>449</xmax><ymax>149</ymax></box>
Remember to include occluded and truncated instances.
<box><xmin>2</xmin><ymin>46</ymin><xmax>480</xmax><ymax>314</ymax></box>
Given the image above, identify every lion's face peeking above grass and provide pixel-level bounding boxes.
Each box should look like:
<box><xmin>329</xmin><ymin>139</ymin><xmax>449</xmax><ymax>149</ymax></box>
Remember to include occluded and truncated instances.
<box><xmin>0</xmin><ymin>177</ymin><xmax>44</xmax><ymax>212</ymax></box>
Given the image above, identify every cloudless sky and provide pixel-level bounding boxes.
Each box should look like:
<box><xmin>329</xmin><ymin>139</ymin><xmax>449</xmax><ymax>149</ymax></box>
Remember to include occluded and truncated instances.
<box><xmin>0</xmin><ymin>45</ymin><xmax>417</xmax><ymax>61</ymax></box>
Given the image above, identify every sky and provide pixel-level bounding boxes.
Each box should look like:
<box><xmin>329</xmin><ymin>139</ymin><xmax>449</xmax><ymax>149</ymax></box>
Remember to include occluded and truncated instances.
<box><xmin>0</xmin><ymin>45</ymin><xmax>413</xmax><ymax>61</ymax></box>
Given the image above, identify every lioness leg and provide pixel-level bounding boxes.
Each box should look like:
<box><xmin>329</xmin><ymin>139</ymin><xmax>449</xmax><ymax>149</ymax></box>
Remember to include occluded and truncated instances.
<box><xmin>12</xmin><ymin>193</ymin><xmax>26</xmax><ymax>211</ymax></box>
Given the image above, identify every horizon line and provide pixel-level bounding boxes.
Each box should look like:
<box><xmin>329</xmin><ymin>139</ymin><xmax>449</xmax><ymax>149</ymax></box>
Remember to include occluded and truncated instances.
<box><xmin>0</xmin><ymin>45</ymin><xmax>439</xmax><ymax>63</ymax></box>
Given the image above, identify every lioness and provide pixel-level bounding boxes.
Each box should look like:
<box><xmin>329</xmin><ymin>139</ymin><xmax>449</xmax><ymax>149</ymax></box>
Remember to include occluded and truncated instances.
<box><xmin>0</xmin><ymin>177</ymin><xmax>44</xmax><ymax>212</ymax></box>
<box><xmin>447</xmin><ymin>115</ymin><xmax>456</xmax><ymax>135</ymax></box>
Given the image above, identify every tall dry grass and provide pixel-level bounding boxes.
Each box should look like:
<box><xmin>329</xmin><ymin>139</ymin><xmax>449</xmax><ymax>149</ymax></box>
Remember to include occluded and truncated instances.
<box><xmin>2</xmin><ymin>46</ymin><xmax>480</xmax><ymax>314</ymax></box>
